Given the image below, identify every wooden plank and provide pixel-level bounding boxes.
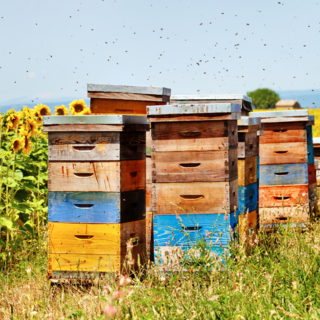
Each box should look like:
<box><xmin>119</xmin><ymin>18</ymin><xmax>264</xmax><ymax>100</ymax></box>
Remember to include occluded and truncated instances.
<box><xmin>308</xmin><ymin>163</ymin><xmax>316</xmax><ymax>184</ymax></box>
<box><xmin>147</xmin><ymin>103</ymin><xmax>241</xmax><ymax>116</ymax></box>
<box><xmin>238</xmin><ymin>183</ymin><xmax>258</xmax><ymax>213</ymax></box>
<box><xmin>259</xmin><ymin>123</ymin><xmax>307</xmax><ymax>144</ymax></box>
<box><xmin>146</xmin><ymin>212</ymin><xmax>153</xmax><ymax>261</ymax></box>
<box><xmin>259</xmin><ymin>163</ymin><xmax>308</xmax><ymax>186</ymax></box>
<box><xmin>90</xmin><ymin>99</ymin><xmax>165</xmax><ymax>115</ymax></box>
<box><xmin>252</xmin><ymin>110</ymin><xmax>308</xmax><ymax>118</ymax></box>
<box><xmin>170</xmin><ymin>94</ymin><xmax>252</xmax><ymax>103</ymax></box>
<box><xmin>153</xmin><ymin>213</ymin><xmax>237</xmax><ymax>247</ymax></box>
<box><xmin>48</xmin><ymin>190</ymin><xmax>145</xmax><ymax>223</ymax></box>
<box><xmin>260</xmin><ymin>206</ymin><xmax>309</xmax><ymax>229</ymax></box>
<box><xmin>48</xmin><ymin>132</ymin><xmax>119</xmax><ymax>145</ymax></box>
<box><xmin>43</xmin><ymin>115</ymin><xmax>148</xmax><ymax>126</ymax></box>
<box><xmin>257</xmin><ymin>156</ymin><xmax>260</xmax><ymax>179</ymax></box>
<box><xmin>309</xmin><ymin>182</ymin><xmax>317</xmax><ymax>201</ymax></box>
<box><xmin>238</xmin><ymin>132</ymin><xmax>258</xmax><ymax>158</ymax></box>
<box><xmin>146</xmin><ymin>130</ymin><xmax>151</xmax><ymax>156</ymax></box>
<box><xmin>259</xmin><ymin>142</ymin><xmax>307</xmax><ymax>165</ymax></box>
<box><xmin>151</xmin><ymin>121</ymin><xmax>238</xmax><ymax>152</ymax></box>
<box><xmin>48</xmin><ymin>161</ymin><xmax>145</xmax><ymax>192</ymax></box>
<box><xmin>49</xmin><ymin>253</ymin><xmax>121</xmax><ymax>272</ymax></box>
<box><xmin>87</xmin><ymin>83</ymin><xmax>171</xmax><ymax>96</ymax></box>
<box><xmin>237</xmin><ymin>124</ymin><xmax>261</xmax><ymax>133</ymax></box>
<box><xmin>259</xmin><ymin>185</ymin><xmax>309</xmax><ymax>207</ymax></box>
<box><xmin>147</xmin><ymin>113</ymin><xmax>241</xmax><ymax>122</ymax></box>
<box><xmin>44</xmin><ymin>124</ymin><xmax>149</xmax><ymax>132</ymax></box>
<box><xmin>238</xmin><ymin>210</ymin><xmax>257</xmax><ymax>243</ymax></box>
<box><xmin>237</xmin><ymin>117</ymin><xmax>260</xmax><ymax>127</ymax></box>
<box><xmin>308</xmin><ymin>142</ymin><xmax>314</xmax><ymax>164</ymax></box>
<box><xmin>307</xmin><ymin>126</ymin><xmax>313</xmax><ymax>145</ymax></box>
<box><xmin>152</xmin><ymin>150</ymin><xmax>238</xmax><ymax>183</ymax></box>
<box><xmin>238</xmin><ymin>157</ymin><xmax>257</xmax><ymax>186</ymax></box>
<box><xmin>88</xmin><ymin>92</ymin><xmax>170</xmax><ymax>102</ymax></box>
<box><xmin>152</xmin><ymin>180</ymin><xmax>238</xmax><ymax>214</ymax></box>
<box><xmin>146</xmin><ymin>184</ymin><xmax>152</xmax><ymax>212</ymax></box>
<box><xmin>260</xmin><ymin>116</ymin><xmax>310</xmax><ymax>123</ymax></box>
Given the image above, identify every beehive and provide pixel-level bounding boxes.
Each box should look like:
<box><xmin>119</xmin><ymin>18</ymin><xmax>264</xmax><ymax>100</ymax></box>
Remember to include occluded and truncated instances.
<box><xmin>43</xmin><ymin>115</ymin><xmax>149</xmax><ymax>280</ymax></box>
<box><xmin>147</xmin><ymin>103</ymin><xmax>241</xmax><ymax>269</ymax></box>
<box><xmin>250</xmin><ymin>110</ymin><xmax>316</xmax><ymax>229</ymax></box>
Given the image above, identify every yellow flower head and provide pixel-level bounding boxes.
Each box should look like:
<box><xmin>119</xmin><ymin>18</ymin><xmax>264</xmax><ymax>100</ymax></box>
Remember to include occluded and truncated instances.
<box><xmin>55</xmin><ymin>105</ymin><xmax>69</xmax><ymax>116</ymax></box>
<box><xmin>35</xmin><ymin>104</ymin><xmax>52</xmax><ymax>118</ymax></box>
<box><xmin>69</xmin><ymin>99</ymin><xmax>87</xmax><ymax>115</ymax></box>
<box><xmin>21</xmin><ymin>131</ymin><xmax>33</xmax><ymax>155</ymax></box>
<box><xmin>12</xmin><ymin>137</ymin><xmax>23</xmax><ymax>153</ymax></box>
<box><xmin>0</xmin><ymin>115</ymin><xmax>2</xmax><ymax>124</ymax></box>
<box><xmin>6</xmin><ymin>112</ymin><xmax>20</xmax><ymax>132</ymax></box>
<box><xmin>26</xmin><ymin>119</ymin><xmax>37</xmax><ymax>137</ymax></box>
<box><xmin>81</xmin><ymin>107</ymin><xmax>91</xmax><ymax>115</ymax></box>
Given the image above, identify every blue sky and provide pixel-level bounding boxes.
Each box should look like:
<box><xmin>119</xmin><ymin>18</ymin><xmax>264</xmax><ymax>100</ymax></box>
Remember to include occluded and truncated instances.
<box><xmin>0</xmin><ymin>0</ymin><xmax>320</xmax><ymax>108</ymax></box>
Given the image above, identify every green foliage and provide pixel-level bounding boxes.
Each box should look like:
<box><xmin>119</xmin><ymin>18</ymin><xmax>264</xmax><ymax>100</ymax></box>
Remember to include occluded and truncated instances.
<box><xmin>247</xmin><ymin>88</ymin><xmax>280</xmax><ymax>109</ymax></box>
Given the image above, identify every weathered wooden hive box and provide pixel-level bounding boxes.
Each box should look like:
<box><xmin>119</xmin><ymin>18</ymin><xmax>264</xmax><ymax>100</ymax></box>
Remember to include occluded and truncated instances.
<box><xmin>170</xmin><ymin>94</ymin><xmax>252</xmax><ymax>116</ymax></box>
<box><xmin>250</xmin><ymin>110</ymin><xmax>316</xmax><ymax>229</ymax></box>
<box><xmin>147</xmin><ymin>103</ymin><xmax>241</xmax><ymax>269</ymax></box>
<box><xmin>313</xmin><ymin>138</ymin><xmax>320</xmax><ymax>198</ymax></box>
<box><xmin>43</xmin><ymin>115</ymin><xmax>149</xmax><ymax>280</ymax></box>
<box><xmin>237</xmin><ymin>117</ymin><xmax>262</xmax><ymax>242</ymax></box>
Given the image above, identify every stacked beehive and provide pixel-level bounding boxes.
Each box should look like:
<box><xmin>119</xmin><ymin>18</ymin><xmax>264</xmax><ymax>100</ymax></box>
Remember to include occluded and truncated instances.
<box><xmin>250</xmin><ymin>110</ymin><xmax>316</xmax><ymax>229</ymax></box>
<box><xmin>87</xmin><ymin>84</ymin><xmax>171</xmax><ymax>261</ymax></box>
<box><xmin>44</xmin><ymin>115</ymin><xmax>149</xmax><ymax>281</ymax></box>
<box><xmin>237</xmin><ymin>117</ymin><xmax>262</xmax><ymax>241</ymax></box>
<box><xmin>146</xmin><ymin>103</ymin><xmax>241</xmax><ymax>269</ymax></box>
<box><xmin>313</xmin><ymin>138</ymin><xmax>320</xmax><ymax>198</ymax></box>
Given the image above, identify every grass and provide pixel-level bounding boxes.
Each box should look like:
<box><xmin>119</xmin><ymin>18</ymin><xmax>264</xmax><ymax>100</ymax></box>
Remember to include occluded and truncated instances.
<box><xmin>1</xmin><ymin>219</ymin><xmax>320</xmax><ymax>319</ymax></box>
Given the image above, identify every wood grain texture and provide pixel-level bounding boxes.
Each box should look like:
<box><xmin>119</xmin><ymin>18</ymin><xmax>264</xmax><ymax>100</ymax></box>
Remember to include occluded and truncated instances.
<box><xmin>308</xmin><ymin>163</ymin><xmax>316</xmax><ymax>185</ymax></box>
<box><xmin>238</xmin><ymin>183</ymin><xmax>258</xmax><ymax>213</ymax></box>
<box><xmin>48</xmin><ymin>190</ymin><xmax>145</xmax><ymax>223</ymax></box>
<box><xmin>238</xmin><ymin>132</ymin><xmax>258</xmax><ymax>158</ymax></box>
<box><xmin>88</xmin><ymin>92</ymin><xmax>170</xmax><ymax>102</ymax></box>
<box><xmin>259</xmin><ymin>185</ymin><xmax>309</xmax><ymax>207</ymax></box>
<box><xmin>151</xmin><ymin>121</ymin><xmax>238</xmax><ymax>152</ymax></box>
<box><xmin>260</xmin><ymin>206</ymin><xmax>309</xmax><ymax>229</ymax></box>
<box><xmin>151</xmin><ymin>150</ymin><xmax>238</xmax><ymax>183</ymax></box>
<box><xmin>48</xmin><ymin>161</ymin><xmax>146</xmax><ymax>192</ymax></box>
<box><xmin>259</xmin><ymin>163</ymin><xmax>308</xmax><ymax>186</ymax></box>
<box><xmin>261</xmin><ymin>116</ymin><xmax>310</xmax><ymax>123</ymax></box>
<box><xmin>44</xmin><ymin>124</ymin><xmax>149</xmax><ymax>132</ymax></box>
<box><xmin>146</xmin><ymin>211</ymin><xmax>153</xmax><ymax>261</ymax></box>
<box><xmin>238</xmin><ymin>157</ymin><xmax>257</xmax><ymax>186</ymax></box>
<box><xmin>153</xmin><ymin>213</ymin><xmax>238</xmax><ymax>247</ymax></box>
<box><xmin>259</xmin><ymin>122</ymin><xmax>307</xmax><ymax>144</ymax></box>
<box><xmin>48</xmin><ymin>132</ymin><xmax>146</xmax><ymax>161</ymax></box>
<box><xmin>146</xmin><ymin>157</ymin><xmax>152</xmax><ymax>211</ymax></box>
<box><xmin>238</xmin><ymin>210</ymin><xmax>257</xmax><ymax>243</ymax></box>
<box><xmin>90</xmin><ymin>98</ymin><xmax>165</xmax><ymax>115</ymax></box>
<box><xmin>259</xmin><ymin>142</ymin><xmax>307</xmax><ymax>165</ymax></box>
<box><xmin>308</xmin><ymin>142</ymin><xmax>314</xmax><ymax>164</ymax></box>
<box><xmin>152</xmin><ymin>180</ymin><xmax>238</xmax><ymax>214</ymax></box>
<box><xmin>147</xmin><ymin>113</ymin><xmax>240</xmax><ymax>122</ymax></box>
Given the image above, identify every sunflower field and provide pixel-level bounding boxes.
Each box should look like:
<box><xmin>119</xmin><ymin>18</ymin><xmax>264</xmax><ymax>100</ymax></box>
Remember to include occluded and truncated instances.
<box><xmin>0</xmin><ymin>100</ymin><xmax>90</xmax><ymax>270</ymax></box>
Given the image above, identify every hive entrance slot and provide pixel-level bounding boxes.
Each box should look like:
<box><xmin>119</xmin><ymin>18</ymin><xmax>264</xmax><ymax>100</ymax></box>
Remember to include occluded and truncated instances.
<box><xmin>73</xmin><ymin>173</ymin><xmax>94</xmax><ymax>178</ymax></box>
<box><xmin>273</xmin><ymin>196</ymin><xmax>290</xmax><ymax>200</ymax></box>
<box><xmin>179</xmin><ymin>163</ymin><xmax>201</xmax><ymax>168</ymax></box>
<box><xmin>74</xmin><ymin>235</ymin><xmax>94</xmax><ymax>240</ymax></box>
<box><xmin>74</xmin><ymin>204</ymin><xmax>94</xmax><ymax>208</ymax></box>
<box><xmin>273</xmin><ymin>129</ymin><xmax>288</xmax><ymax>133</ymax></box>
<box><xmin>274</xmin><ymin>151</ymin><xmax>288</xmax><ymax>154</ymax></box>
<box><xmin>274</xmin><ymin>172</ymin><xmax>289</xmax><ymax>176</ymax></box>
<box><xmin>183</xmin><ymin>226</ymin><xmax>202</xmax><ymax>231</ymax></box>
<box><xmin>73</xmin><ymin>146</ymin><xmax>96</xmax><ymax>151</ymax></box>
<box><xmin>180</xmin><ymin>195</ymin><xmax>204</xmax><ymax>200</ymax></box>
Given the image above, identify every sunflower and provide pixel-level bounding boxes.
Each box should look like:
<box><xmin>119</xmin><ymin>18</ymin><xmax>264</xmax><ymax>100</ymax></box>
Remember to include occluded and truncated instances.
<box><xmin>0</xmin><ymin>115</ymin><xmax>2</xmax><ymax>124</ymax></box>
<box><xmin>35</xmin><ymin>104</ymin><xmax>52</xmax><ymax>118</ymax></box>
<box><xmin>69</xmin><ymin>99</ymin><xmax>87</xmax><ymax>115</ymax></box>
<box><xmin>81</xmin><ymin>107</ymin><xmax>91</xmax><ymax>115</ymax></box>
<box><xmin>30</xmin><ymin>109</ymin><xmax>42</xmax><ymax>124</ymax></box>
<box><xmin>12</xmin><ymin>137</ymin><xmax>23</xmax><ymax>153</ymax></box>
<box><xmin>6</xmin><ymin>112</ymin><xmax>20</xmax><ymax>132</ymax></box>
<box><xmin>55</xmin><ymin>105</ymin><xmax>69</xmax><ymax>116</ymax></box>
<box><xmin>26</xmin><ymin>119</ymin><xmax>37</xmax><ymax>137</ymax></box>
<box><xmin>21</xmin><ymin>133</ymin><xmax>33</xmax><ymax>155</ymax></box>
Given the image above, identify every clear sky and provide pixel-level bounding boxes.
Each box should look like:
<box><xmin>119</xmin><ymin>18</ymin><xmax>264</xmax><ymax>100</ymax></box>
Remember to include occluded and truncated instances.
<box><xmin>0</xmin><ymin>0</ymin><xmax>319</xmax><ymax>106</ymax></box>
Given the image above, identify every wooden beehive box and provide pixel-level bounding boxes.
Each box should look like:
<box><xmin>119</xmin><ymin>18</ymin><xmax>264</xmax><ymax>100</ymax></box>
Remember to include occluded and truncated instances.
<box><xmin>87</xmin><ymin>84</ymin><xmax>170</xmax><ymax>115</ymax></box>
<box><xmin>170</xmin><ymin>94</ymin><xmax>252</xmax><ymax>116</ymax></box>
<box><xmin>44</xmin><ymin>115</ymin><xmax>149</xmax><ymax>279</ymax></box>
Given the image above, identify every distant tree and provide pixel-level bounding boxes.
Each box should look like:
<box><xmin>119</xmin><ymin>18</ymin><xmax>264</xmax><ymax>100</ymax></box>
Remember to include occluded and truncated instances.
<box><xmin>247</xmin><ymin>88</ymin><xmax>280</xmax><ymax>109</ymax></box>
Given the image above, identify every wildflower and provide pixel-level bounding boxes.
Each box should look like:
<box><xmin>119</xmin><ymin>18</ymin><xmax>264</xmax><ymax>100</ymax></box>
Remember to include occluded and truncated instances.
<box><xmin>104</xmin><ymin>304</ymin><xmax>117</xmax><ymax>318</ymax></box>
<box><xmin>126</xmin><ymin>289</ymin><xmax>134</xmax><ymax>297</ymax></box>
<box><xmin>224</xmin><ymin>215</ymin><xmax>228</xmax><ymax>221</ymax></box>
<box><xmin>208</xmin><ymin>295</ymin><xmax>218</xmax><ymax>301</ymax></box>
<box><xmin>0</xmin><ymin>115</ymin><xmax>2</xmax><ymax>123</ymax></box>
<box><xmin>104</xmin><ymin>285</ymin><xmax>112</xmax><ymax>292</ymax></box>
<box><xmin>55</xmin><ymin>105</ymin><xmax>69</xmax><ymax>116</ymax></box>
<box><xmin>126</xmin><ymin>240</ymin><xmax>134</xmax><ymax>250</ymax></box>
<box><xmin>69</xmin><ymin>99</ymin><xmax>87</xmax><ymax>114</ymax></box>
<box><xmin>12</xmin><ymin>137</ymin><xmax>23</xmax><ymax>153</ymax></box>
<box><xmin>314</xmin><ymin>245</ymin><xmax>320</xmax><ymax>251</ymax></box>
<box><xmin>112</xmin><ymin>291</ymin><xmax>124</xmax><ymax>299</ymax></box>
<box><xmin>265</xmin><ymin>273</ymin><xmax>272</xmax><ymax>281</ymax></box>
<box><xmin>26</xmin><ymin>266</ymin><xmax>32</xmax><ymax>276</ymax></box>
<box><xmin>35</xmin><ymin>104</ymin><xmax>51</xmax><ymax>118</ymax></box>
<box><xmin>176</xmin><ymin>214</ymin><xmax>181</xmax><ymax>220</ymax></box>
<box><xmin>292</xmin><ymin>281</ymin><xmax>297</xmax><ymax>290</ymax></box>
<box><xmin>120</xmin><ymin>275</ymin><xmax>131</xmax><ymax>287</ymax></box>
<box><xmin>254</xmin><ymin>238</ymin><xmax>259</xmax><ymax>244</ymax></box>
<box><xmin>222</xmin><ymin>201</ymin><xmax>225</xmax><ymax>204</ymax></box>
<box><xmin>270</xmin><ymin>310</ymin><xmax>276</xmax><ymax>316</ymax></box>
<box><xmin>127</xmin><ymin>259</ymin><xmax>135</xmax><ymax>265</ymax></box>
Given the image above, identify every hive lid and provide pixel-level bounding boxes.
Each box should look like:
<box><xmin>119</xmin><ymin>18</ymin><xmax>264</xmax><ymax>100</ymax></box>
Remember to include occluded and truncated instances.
<box><xmin>313</xmin><ymin>137</ymin><xmax>320</xmax><ymax>145</ymax></box>
<box><xmin>250</xmin><ymin>110</ymin><xmax>308</xmax><ymax>118</ymax></box>
<box><xmin>237</xmin><ymin>116</ymin><xmax>261</xmax><ymax>126</ymax></box>
<box><xmin>147</xmin><ymin>103</ymin><xmax>241</xmax><ymax>116</ymax></box>
<box><xmin>171</xmin><ymin>94</ymin><xmax>252</xmax><ymax>103</ymax></box>
<box><xmin>87</xmin><ymin>83</ymin><xmax>171</xmax><ymax>96</ymax></box>
<box><xmin>43</xmin><ymin>115</ymin><xmax>149</xmax><ymax>126</ymax></box>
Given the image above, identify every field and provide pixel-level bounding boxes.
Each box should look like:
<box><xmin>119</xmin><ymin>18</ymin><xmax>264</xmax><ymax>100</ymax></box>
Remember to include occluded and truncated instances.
<box><xmin>1</xmin><ymin>106</ymin><xmax>320</xmax><ymax>319</ymax></box>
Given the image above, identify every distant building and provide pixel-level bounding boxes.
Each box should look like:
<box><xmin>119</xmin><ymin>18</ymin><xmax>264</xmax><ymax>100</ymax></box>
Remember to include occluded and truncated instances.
<box><xmin>275</xmin><ymin>100</ymin><xmax>301</xmax><ymax>109</ymax></box>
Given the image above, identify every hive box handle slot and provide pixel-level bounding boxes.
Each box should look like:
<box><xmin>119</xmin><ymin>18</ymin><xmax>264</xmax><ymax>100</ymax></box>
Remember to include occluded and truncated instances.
<box><xmin>72</xmin><ymin>146</ymin><xmax>96</xmax><ymax>151</ymax></box>
<box><xmin>273</xmin><ymin>196</ymin><xmax>290</xmax><ymax>201</ymax></box>
<box><xmin>180</xmin><ymin>195</ymin><xmax>204</xmax><ymax>200</ymax></box>
<box><xmin>182</xmin><ymin>226</ymin><xmax>203</xmax><ymax>231</ymax></box>
<box><xmin>73</xmin><ymin>173</ymin><xmax>94</xmax><ymax>178</ymax></box>
<box><xmin>274</xmin><ymin>172</ymin><xmax>289</xmax><ymax>176</ymax></box>
<box><xmin>179</xmin><ymin>163</ymin><xmax>201</xmax><ymax>168</ymax></box>
<box><xmin>178</xmin><ymin>131</ymin><xmax>201</xmax><ymax>137</ymax></box>
<box><xmin>74</xmin><ymin>235</ymin><xmax>94</xmax><ymax>240</ymax></box>
<box><xmin>274</xmin><ymin>151</ymin><xmax>288</xmax><ymax>154</ymax></box>
<box><xmin>276</xmin><ymin>217</ymin><xmax>288</xmax><ymax>221</ymax></box>
<box><xmin>273</xmin><ymin>129</ymin><xmax>287</xmax><ymax>133</ymax></box>
<box><xmin>130</xmin><ymin>172</ymin><xmax>138</xmax><ymax>177</ymax></box>
<box><xmin>74</xmin><ymin>204</ymin><xmax>94</xmax><ymax>209</ymax></box>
